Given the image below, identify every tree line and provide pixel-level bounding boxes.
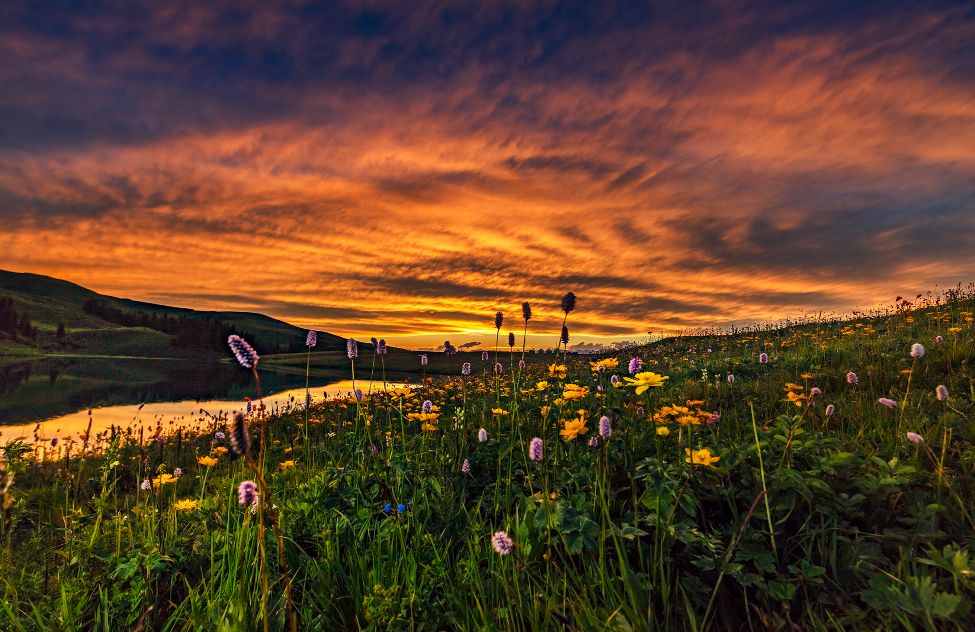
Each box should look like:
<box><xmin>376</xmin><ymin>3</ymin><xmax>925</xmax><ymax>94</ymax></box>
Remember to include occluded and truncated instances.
<box><xmin>82</xmin><ymin>300</ymin><xmax>281</xmax><ymax>356</ymax></box>
<box><xmin>0</xmin><ymin>297</ymin><xmax>39</xmax><ymax>342</ymax></box>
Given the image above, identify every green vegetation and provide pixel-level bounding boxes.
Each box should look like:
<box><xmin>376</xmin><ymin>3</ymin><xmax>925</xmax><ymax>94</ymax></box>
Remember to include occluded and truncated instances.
<box><xmin>1</xmin><ymin>289</ymin><xmax>974</xmax><ymax>631</ymax></box>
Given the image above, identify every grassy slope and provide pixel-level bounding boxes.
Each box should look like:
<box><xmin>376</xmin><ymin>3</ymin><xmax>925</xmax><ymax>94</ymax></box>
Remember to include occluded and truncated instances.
<box><xmin>0</xmin><ymin>269</ymin><xmax>343</xmax><ymax>356</ymax></box>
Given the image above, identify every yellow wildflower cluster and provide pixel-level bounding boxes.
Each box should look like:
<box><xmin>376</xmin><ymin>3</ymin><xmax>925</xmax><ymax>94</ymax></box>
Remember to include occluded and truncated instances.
<box><xmin>654</xmin><ymin>404</ymin><xmax>713</xmax><ymax>427</ymax></box>
<box><xmin>198</xmin><ymin>456</ymin><xmax>218</xmax><ymax>467</ymax></box>
<box><xmin>173</xmin><ymin>499</ymin><xmax>199</xmax><ymax>511</ymax></box>
<box><xmin>782</xmin><ymin>383</ymin><xmax>808</xmax><ymax>407</ymax></box>
<box><xmin>548</xmin><ymin>364</ymin><xmax>567</xmax><ymax>379</ymax></box>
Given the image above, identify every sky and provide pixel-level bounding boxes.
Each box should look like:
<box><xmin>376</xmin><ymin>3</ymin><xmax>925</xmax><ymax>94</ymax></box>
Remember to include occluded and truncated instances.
<box><xmin>1</xmin><ymin>0</ymin><xmax>974</xmax><ymax>350</ymax></box>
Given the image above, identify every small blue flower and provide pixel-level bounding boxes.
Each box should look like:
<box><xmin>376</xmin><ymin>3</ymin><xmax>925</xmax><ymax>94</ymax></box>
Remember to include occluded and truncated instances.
<box><xmin>383</xmin><ymin>503</ymin><xmax>391</xmax><ymax>513</ymax></box>
<box><xmin>397</xmin><ymin>504</ymin><xmax>406</xmax><ymax>513</ymax></box>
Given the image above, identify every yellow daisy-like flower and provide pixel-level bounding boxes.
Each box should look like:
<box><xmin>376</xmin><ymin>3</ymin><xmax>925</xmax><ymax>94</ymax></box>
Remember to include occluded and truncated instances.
<box><xmin>676</xmin><ymin>415</ymin><xmax>702</xmax><ymax>426</ymax></box>
<box><xmin>198</xmin><ymin>456</ymin><xmax>218</xmax><ymax>467</ymax></box>
<box><xmin>601</xmin><ymin>358</ymin><xmax>619</xmax><ymax>370</ymax></box>
<box><xmin>949</xmin><ymin>327</ymin><xmax>962</xmax><ymax>332</ymax></box>
<box><xmin>800</xmin><ymin>373</ymin><xmax>814</xmax><ymax>379</ymax></box>
<box><xmin>280</xmin><ymin>460</ymin><xmax>296</xmax><ymax>470</ymax></box>
<box><xmin>540</xmin><ymin>406</ymin><xmax>551</xmax><ymax>417</ymax></box>
<box><xmin>173</xmin><ymin>499</ymin><xmax>198</xmax><ymax>511</ymax></box>
<box><xmin>560</xmin><ymin>417</ymin><xmax>589</xmax><ymax>441</ymax></box>
<box><xmin>153</xmin><ymin>473</ymin><xmax>177</xmax><ymax>488</ymax></box>
<box><xmin>421</xmin><ymin>423</ymin><xmax>438</xmax><ymax>431</ymax></box>
<box><xmin>784</xmin><ymin>383</ymin><xmax>803</xmax><ymax>391</ymax></box>
<box><xmin>548</xmin><ymin>364</ymin><xmax>567</xmax><ymax>379</ymax></box>
<box><xmin>685</xmin><ymin>448</ymin><xmax>720</xmax><ymax>467</ymax></box>
<box><xmin>562</xmin><ymin>384</ymin><xmax>590</xmax><ymax>400</ymax></box>
<box><xmin>491</xmin><ymin>408</ymin><xmax>510</xmax><ymax>416</ymax></box>
<box><xmin>656</xmin><ymin>426</ymin><xmax>671</xmax><ymax>437</ymax></box>
<box><xmin>408</xmin><ymin>412</ymin><xmax>439</xmax><ymax>423</ymax></box>
<box><xmin>212</xmin><ymin>446</ymin><xmax>228</xmax><ymax>456</ymax></box>
<box><xmin>284</xmin><ymin>447</ymin><xmax>293</xmax><ymax>453</ymax></box>
<box><xmin>535</xmin><ymin>380</ymin><xmax>550</xmax><ymax>391</ymax></box>
<box><xmin>783</xmin><ymin>391</ymin><xmax>807</xmax><ymax>406</ymax></box>
<box><xmin>623</xmin><ymin>372</ymin><xmax>668</xmax><ymax>394</ymax></box>
<box><xmin>391</xmin><ymin>387</ymin><xmax>416</xmax><ymax>398</ymax></box>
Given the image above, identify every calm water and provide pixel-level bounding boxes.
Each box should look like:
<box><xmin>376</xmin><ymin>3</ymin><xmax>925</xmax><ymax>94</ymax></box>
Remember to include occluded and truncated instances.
<box><xmin>0</xmin><ymin>356</ymin><xmax>399</xmax><ymax>442</ymax></box>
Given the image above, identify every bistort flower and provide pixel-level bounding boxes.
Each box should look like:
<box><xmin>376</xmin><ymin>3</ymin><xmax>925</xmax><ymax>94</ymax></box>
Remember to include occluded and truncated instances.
<box><xmin>228</xmin><ymin>335</ymin><xmax>259</xmax><ymax>368</ymax></box>
<box><xmin>492</xmin><ymin>531</ymin><xmax>514</xmax><ymax>555</ymax></box>
<box><xmin>306</xmin><ymin>330</ymin><xmax>317</xmax><ymax>347</ymax></box>
<box><xmin>529</xmin><ymin>437</ymin><xmax>543</xmax><ymax>461</ymax></box>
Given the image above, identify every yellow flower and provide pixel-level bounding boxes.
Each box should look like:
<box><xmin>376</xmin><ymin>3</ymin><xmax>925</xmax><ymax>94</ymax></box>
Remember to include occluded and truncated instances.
<box><xmin>535</xmin><ymin>380</ymin><xmax>550</xmax><ymax>391</ymax></box>
<box><xmin>284</xmin><ymin>447</ymin><xmax>293</xmax><ymax>453</ymax></box>
<box><xmin>623</xmin><ymin>371</ymin><xmax>669</xmax><ymax>394</ymax></box>
<box><xmin>784</xmin><ymin>383</ymin><xmax>803</xmax><ymax>391</ymax></box>
<box><xmin>491</xmin><ymin>408</ymin><xmax>510</xmax><ymax>416</ymax></box>
<box><xmin>601</xmin><ymin>358</ymin><xmax>619</xmax><ymax>370</ymax></box>
<box><xmin>540</xmin><ymin>406</ymin><xmax>551</xmax><ymax>417</ymax></box>
<box><xmin>391</xmin><ymin>387</ymin><xmax>416</xmax><ymax>398</ymax></box>
<box><xmin>949</xmin><ymin>327</ymin><xmax>962</xmax><ymax>332</ymax></box>
<box><xmin>656</xmin><ymin>426</ymin><xmax>671</xmax><ymax>437</ymax></box>
<box><xmin>548</xmin><ymin>364</ymin><xmax>567</xmax><ymax>379</ymax></box>
<box><xmin>560</xmin><ymin>417</ymin><xmax>589</xmax><ymax>441</ymax></box>
<box><xmin>685</xmin><ymin>448</ymin><xmax>720</xmax><ymax>467</ymax></box>
<box><xmin>421</xmin><ymin>423</ymin><xmax>438</xmax><ymax>431</ymax></box>
<box><xmin>153</xmin><ymin>473</ymin><xmax>177</xmax><ymax>488</ymax></box>
<box><xmin>173</xmin><ymin>499</ymin><xmax>198</xmax><ymax>511</ymax></box>
<box><xmin>198</xmin><ymin>456</ymin><xmax>218</xmax><ymax>467</ymax></box>
<box><xmin>212</xmin><ymin>446</ymin><xmax>228</xmax><ymax>455</ymax></box>
<box><xmin>676</xmin><ymin>415</ymin><xmax>702</xmax><ymax>426</ymax></box>
<box><xmin>562</xmin><ymin>384</ymin><xmax>590</xmax><ymax>400</ymax></box>
<box><xmin>408</xmin><ymin>412</ymin><xmax>439</xmax><ymax>423</ymax></box>
<box><xmin>280</xmin><ymin>460</ymin><xmax>296</xmax><ymax>470</ymax></box>
<box><xmin>783</xmin><ymin>391</ymin><xmax>807</xmax><ymax>406</ymax></box>
<box><xmin>800</xmin><ymin>373</ymin><xmax>813</xmax><ymax>379</ymax></box>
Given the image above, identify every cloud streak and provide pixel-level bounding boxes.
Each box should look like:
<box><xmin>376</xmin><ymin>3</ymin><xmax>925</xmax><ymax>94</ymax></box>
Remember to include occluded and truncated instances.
<box><xmin>1</xmin><ymin>0</ymin><xmax>973</xmax><ymax>346</ymax></box>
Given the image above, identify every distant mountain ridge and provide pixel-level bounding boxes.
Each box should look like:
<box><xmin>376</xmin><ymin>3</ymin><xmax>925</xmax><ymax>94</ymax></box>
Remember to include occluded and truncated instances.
<box><xmin>0</xmin><ymin>269</ymin><xmax>345</xmax><ymax>357</ymax></box>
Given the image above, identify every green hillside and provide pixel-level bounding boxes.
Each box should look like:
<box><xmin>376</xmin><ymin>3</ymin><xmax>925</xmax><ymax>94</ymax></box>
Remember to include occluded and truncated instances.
<box><xmin>0</xmin><ymin>269</ymin><xmax>343</xmax><ymax>357</ymax></box>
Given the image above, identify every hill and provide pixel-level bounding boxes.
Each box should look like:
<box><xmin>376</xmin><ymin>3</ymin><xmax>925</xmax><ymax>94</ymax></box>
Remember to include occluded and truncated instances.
<box><xmin>0</xmin><ymin>269</ymin><xmax>344</xmax><ymax>358</ymax></box>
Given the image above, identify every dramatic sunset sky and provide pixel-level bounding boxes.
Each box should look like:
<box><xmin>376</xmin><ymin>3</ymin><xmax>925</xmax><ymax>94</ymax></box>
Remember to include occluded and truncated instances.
<box><xmin>1</xmin><ymin>0</ymin><xmax>973</xmax><ymax>350</ymax></box>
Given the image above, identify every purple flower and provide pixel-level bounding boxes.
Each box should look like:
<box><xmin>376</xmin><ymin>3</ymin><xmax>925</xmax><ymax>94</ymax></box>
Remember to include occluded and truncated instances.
<box><xmin>561</xmin><ymin>325</ymin><xmax>569</xmax><ymax>345</ymax></box>
<box><xmin>482</xmin><ymin>351</ymin><xmax>489</xmax><ymax>361</ymax></box>
<box><xmin>588</xmin><ymin>436</ymin><xmax>599</xmax><ymax>447</ymax></box>
<box><xmin>347</xmin><ymin>338</ymin><xmax>358</xmax><ymax>359</ymax></box>
<box><xmin>911</xmin><ymin>343</ymin><xmax>925</xmax><ymax>358</ymax></box>
<box><xmin>825</xmin><ymin>404</ymin><xmax>835</xmax><ymax>417</ymax></box>
<box><xmin>508</xmin><ymin>332</ymin><xmax>515</xmax><ymax>347</ymax></box>
<box><xmin>230</xmin><ymin>411</ymin><xmax>250</xmax><ymax>455</ymax></box>
<box><xmin>495</xmin><ymin>311</ymin><xmax>504</xmax><ymax>330</ymax></box>
<box><xmin>518</xmin><ymin>360</ymin><xmax>525</xmax><ymax>369</ymax></box>
<box><xmin>238</xmin><ymin>480</ymin><xmax>258</xmax><ymax>506</ymax></box>
<box><xmin>370</xmin><ymin>444</ymin><xmax>378</xmax><ymax>455</ymax></box>
<box><xmin>529</xmin><ymin>437</ymin><xmax>543</xmax><ymax>461</ymax></box>
<box><xmin>495</xmin><ymin>363</ymin><xmax>503</xmax><ymax>374</ymax></box>
<box><xmin>708</xmin><ymin>412</ymin><xmax>721</xmax><ymax>424</ymax></box>
<box><xmin>599</xmin><ymin>416</ymin><xmax>611</xmax><ymax>438</ymax></box>
<box><xmin>878</xmin><ymin>398</ymin><xmax>897</xmax><ymax>409</ymax></box>
<box><xmin>727</xmin><ymin>375</ymin><xmax>735</xmax><ymax>383</ymax></box>
<box><xmin>228</xmin><ymin>335</ymin><xmax>259</xmax><ymax>368</ymax></box>
<box><xmin>51</xmin><ymin>437</ymin><xmax>58</xmax><ymax>447</ymax></box>
<box><xmin>936</xmin><ymin>385</ymin><xmax>949</xmax><ymax>401</ymax></box>
<box><xmin>377</xmin><ymin>339</ymin><xmax>387</xmax><ymax>355</ymax></box>
<box><xmin>461</xmin><ymin>459</ymin><xmax>470</xmax><ymax>474</ymax></box>
<box><xmin>522</xmin><ymin>302</ymin><xmax>532</xmax><ymax>321</ymax></box>
<box><xmin>810</xmin><ymin>387</ymin><xmax>821</xmax><ymax>396</ymax></box>
<box><xmin>906</xmin><ymin>432</ymin><xmax>924</xmax><ymax>443</ymax></box>
<box><xmin>936</xmin><ymin>335</ymin><xmax>944</xmax><ymax>343</ymax></box>
<box><xmin>597</xmin><ymin>385</ymin><xmax>603</xmax><ymax>392</ymax></box>
<box><xmin>306</xmin><ymin>331</ymin><xmax>317</xmax><ymax>347</ymax></box>
<box><xmin>628</xmin><ymin>357</ymin><xmax>642</xmax><ymax>375</ymax></box>
<box><xmin>492</xmin><ymin>531</ymin><xmax>514</xmax><ymax>555</ymax></box>
<box><xmin>846</xmin><ymin>372</ymin><xmax>858</xmax><ymax>385</ymax></box>
<box><xmin>422</xmin><ymin>400</ymin><xmax>433</xmax><ymax>413</ymax></box>
<box><xmin>478</xmin><ymin>428</ymin><xmax>487</xmax><ymax>443</ymax></box>
<box><xmin>610</xmin><ymin>375</ymin><xmax>619</xmax><ymax>385</ymax></box>
<box><xmin>636</xmin><ymin>407</ymin><xmax>644</xmax><ymax>416</ymax></box>
<box><xmin>707</xmin><ymin>348</ymin><xmax>712</xmax><ymax>353</ymax></box>
<box><xmin>560</xmin><ymin>292</ymin><xmax>576</xmax><ymax>314</ymax></box>
<box><xmin>215</xmin><ymin>431</ymin><xmax>225</xmax><ymax>439</ymax></box>
<box><xmin>596</xmin><ymin>363</ymin><xmax>605</xmax><ymax>372</ymax></box>
<box><xmin>355</xmin><ymin>389</ymin><xmax>363</xmax><ymax>401</ymax></box>
<box><xmin>462</xmin><ymin>362</ymin><xmax>471</xmax><ymax>376</ymax></box>
<box><xmin>140</xmin><ymin>479</ymin><xmax>151</xmax><ymax>491</ymax></box>
<box><xmin>173</xmin><ymin>468</ymin><xmax>182</xmax><ymax>477</ymax></box>
<box><xmin>759</xmin><ymin>353</ymin><xmax>768</xmax><ymax>364</ymax></box>
<box><xmin>421</xmin><ymin>355</ymin><xmax>428</xmax><ymax>366</ymax></box>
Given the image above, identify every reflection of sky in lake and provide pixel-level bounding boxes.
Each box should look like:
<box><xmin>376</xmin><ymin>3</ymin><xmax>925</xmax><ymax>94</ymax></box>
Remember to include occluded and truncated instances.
<box><xmin>2</xmin><ymin>380</ymin><xmax>403</xmax><ymax>447</ymax></box>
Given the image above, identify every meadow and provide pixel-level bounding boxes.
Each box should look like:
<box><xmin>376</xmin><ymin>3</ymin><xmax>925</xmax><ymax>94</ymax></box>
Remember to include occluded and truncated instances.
<box><xmin>1</xmin><ymin>288</ymin><xmax>974</xmax><ymax>631</ymax></box>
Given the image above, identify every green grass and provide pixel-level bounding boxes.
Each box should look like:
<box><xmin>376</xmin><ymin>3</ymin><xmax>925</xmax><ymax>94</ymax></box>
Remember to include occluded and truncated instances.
<box><xmin>1</xmin><ymin>291</ymin><xmax>974</xmax><ymax>631</ymax></box>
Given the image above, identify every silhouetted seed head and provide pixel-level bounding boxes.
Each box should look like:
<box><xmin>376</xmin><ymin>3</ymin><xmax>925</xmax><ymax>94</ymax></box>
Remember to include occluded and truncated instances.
<box><xmin>482</xmin><ymin>351</ymin><xmax>489</xmax><ymax>361</ymax></box>
<box><xmin>371</xmin><ymin>337</ymin><xmax>378</xmax><ymax>348</ymax></box>
<box><xmin>508</xmin><ymin>332</ymin><xmax>515</xmax><ymax>347</ymax></box>
<box><xmin>228</xmin><ymin>335</ymin><xmax>259</xmax><ymax>368</ymax></box>
<box><xmin>495</xmin><ymin>311</ymin><xmax>503</xmax><ymax>330</ymax></box>
<box><xmin>238</xmin><ymin>480</ymin><xmax>257</xmax><ymax>506</ymax></box>
<box><xmin>599</xmin><ymin>416</ymin><xmax>611</xmax><ymax>438</ymax></box>
<box><xmin>306</xmin><ymin>331</ymin><xmax>317</xmax><ymax>347</ymax></box>
<box><xmin>911</xmin><ymin>343</ymin><xmax>925</xmax><ymax>358</ymax></box>
<box><xmin>522</xmin><ymin>302</ymin><xmax>532</xmax><ymax>321</ymax></box>
<box><xmin>421</xmin><ymin>355</ymin><xmax>428</xmax><ymax>366</ymax></box>
<box><xmin>560</xmin><ymin>292</ymin><xmax>576</xmax><ymax>314</ymax></box>
<box><xmin>462</xmin><ymin>362</ymin><xmax>471</xmax><ymax>376</ymax></box>
<box><xmin>936</xmin><ymin>385</ymin><xmax>949</xmax><ymax>401</ymax></box>
<box><xmin>561</xmin><ymin>325</ymin><xmax>569</xmax><ymax>345</ymax></box>
<box><xmin>846</xmin><ymin>372</ymin><xmax>858</xmax><ymax>385</ymax></box>
<box><xmin>230</xmin><ymin>412</ymin><xmax>250</xmax><ymax>456</ymax></box>
<box><xmin>377</xmin><ymin>339</ymin><xmax>387</xmax><ymax>355</ymax></box>
<box><xmin>347</xmin><ymin>339</ymin><xmax>358</xmax><ymax>359</ymax></box>
<box><xmin>529</xmin><ymin>437</ymin><xmax>543</xmax><ymax>461</ymax></box>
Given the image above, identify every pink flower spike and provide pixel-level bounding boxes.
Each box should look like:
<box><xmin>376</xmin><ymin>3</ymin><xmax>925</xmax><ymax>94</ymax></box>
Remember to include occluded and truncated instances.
<box><xmin>878</xmin><ymin>398</ymin><xmax>897</xmax><ymax>409</ymax></box>
<box><xmin>906</xmin><ymin>432</ymin><xmax>923</xmax><ymax>443</ymax></box>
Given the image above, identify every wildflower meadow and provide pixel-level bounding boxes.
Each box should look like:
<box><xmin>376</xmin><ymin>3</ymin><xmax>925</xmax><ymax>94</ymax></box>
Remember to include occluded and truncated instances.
<box><xmin>1</xmin><ymin>287</ymin><xmax>974</xmax><ymax>631</ymax></box>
